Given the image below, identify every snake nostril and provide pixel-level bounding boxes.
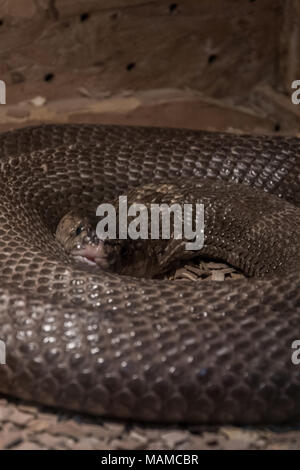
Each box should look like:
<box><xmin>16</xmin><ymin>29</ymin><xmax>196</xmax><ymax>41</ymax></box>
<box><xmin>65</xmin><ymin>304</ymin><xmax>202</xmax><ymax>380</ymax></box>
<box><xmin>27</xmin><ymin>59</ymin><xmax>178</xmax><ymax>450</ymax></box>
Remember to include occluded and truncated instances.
<box><xmin>83</xmin><ymin>235</ymin><xmax>91</xmax><ymax>244</ymax></box>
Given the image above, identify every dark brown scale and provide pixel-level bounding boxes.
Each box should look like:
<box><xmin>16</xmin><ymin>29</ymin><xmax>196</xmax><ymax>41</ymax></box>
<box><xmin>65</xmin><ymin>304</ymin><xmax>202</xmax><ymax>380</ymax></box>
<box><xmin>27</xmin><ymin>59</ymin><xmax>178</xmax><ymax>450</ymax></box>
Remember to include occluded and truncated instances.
<box><xmin>0</xmin><ymin>124</ymin><xmax>300</xmax><ymax>423</ymax></box>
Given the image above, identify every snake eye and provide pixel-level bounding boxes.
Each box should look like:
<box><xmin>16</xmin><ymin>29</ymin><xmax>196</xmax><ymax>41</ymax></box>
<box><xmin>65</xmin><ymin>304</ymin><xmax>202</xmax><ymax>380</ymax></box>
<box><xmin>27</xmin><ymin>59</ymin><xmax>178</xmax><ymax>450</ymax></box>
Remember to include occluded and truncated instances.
<box><xmin>75</xmin><ymin>225</ymin><xmax>84</xmax><ymax>236</ymax></box>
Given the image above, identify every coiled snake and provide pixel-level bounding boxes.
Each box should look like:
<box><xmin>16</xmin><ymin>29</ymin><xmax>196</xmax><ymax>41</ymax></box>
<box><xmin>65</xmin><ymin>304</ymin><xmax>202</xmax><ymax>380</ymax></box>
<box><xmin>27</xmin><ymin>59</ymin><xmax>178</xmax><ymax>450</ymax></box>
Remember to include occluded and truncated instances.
<box><xmin>0</xmin><ymin>123</ymin><xmax>300</xmax><ymax>423</ymax></box>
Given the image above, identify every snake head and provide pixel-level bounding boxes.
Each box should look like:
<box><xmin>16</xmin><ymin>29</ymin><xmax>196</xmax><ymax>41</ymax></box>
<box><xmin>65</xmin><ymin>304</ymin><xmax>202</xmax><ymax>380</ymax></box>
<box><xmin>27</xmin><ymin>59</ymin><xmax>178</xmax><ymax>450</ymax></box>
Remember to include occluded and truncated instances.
<box><xmin>55</xmin><ymin>211</ymin><xmax>130</xmax><ymax>272</ymax></box>
<box><xmin>55</xmin><ymin>208</ymin><xmax>189</xmax><ymax>278</ymax></box>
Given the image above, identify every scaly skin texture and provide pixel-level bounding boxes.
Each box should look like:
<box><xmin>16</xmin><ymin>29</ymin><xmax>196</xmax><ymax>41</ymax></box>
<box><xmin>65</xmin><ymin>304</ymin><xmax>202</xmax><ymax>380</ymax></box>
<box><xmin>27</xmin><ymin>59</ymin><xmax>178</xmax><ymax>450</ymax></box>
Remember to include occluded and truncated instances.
<box><xmin>0</xmin><ymin>124</ymin><xmax>300</xmax><ymax>423</ymax></box>
<box><xmin>56</xmin><ymin>180</ymin><xmax>300</xmax><ymax>279</ymax></box>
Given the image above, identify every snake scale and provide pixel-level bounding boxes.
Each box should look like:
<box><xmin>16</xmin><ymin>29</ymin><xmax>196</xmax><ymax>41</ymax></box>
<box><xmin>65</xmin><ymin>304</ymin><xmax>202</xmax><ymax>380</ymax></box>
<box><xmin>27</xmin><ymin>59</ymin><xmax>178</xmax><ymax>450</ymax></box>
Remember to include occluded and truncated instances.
<box><xmin>0</xmin><ymin>123</ymin><xmax>300</xmax><ymax>423</ymax></box>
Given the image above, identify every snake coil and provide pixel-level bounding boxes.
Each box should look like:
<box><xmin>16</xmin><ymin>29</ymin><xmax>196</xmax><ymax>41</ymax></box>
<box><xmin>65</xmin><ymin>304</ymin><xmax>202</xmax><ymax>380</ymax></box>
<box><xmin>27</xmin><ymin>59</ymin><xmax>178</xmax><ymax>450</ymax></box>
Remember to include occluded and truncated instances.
<box><xmin>0</xmin><ymin>124</ymin><xmax>299</xmax><ymax>423</ymax></box>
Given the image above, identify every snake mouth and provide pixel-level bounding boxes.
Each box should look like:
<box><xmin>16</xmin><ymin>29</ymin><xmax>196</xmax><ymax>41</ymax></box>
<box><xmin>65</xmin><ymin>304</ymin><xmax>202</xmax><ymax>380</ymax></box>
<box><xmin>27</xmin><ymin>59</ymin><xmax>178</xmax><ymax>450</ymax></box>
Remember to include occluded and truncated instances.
<box><xmin>73</xmin><ymin>253</ymin><xmax>98</xmax><ymax>266</ymax></box>
<box><xmin>71</xmin><ymin>242</ymin><xmax>120</xmax><ymax>270</ymax></box>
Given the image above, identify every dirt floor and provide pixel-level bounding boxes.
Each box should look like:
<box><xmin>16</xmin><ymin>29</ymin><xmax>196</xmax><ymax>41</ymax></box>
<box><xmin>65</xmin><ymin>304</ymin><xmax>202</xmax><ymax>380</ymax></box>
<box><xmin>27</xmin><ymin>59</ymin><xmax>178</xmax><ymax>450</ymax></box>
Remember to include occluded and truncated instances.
<box><xmin>2</xmin><ymin>396</ymin><xmax>300</xmax><ymax>450</ymax></box>
<box><xmin>1</xmin><ymin>85</ymin><xmax>300</xmax><ymax>450</ymax></box>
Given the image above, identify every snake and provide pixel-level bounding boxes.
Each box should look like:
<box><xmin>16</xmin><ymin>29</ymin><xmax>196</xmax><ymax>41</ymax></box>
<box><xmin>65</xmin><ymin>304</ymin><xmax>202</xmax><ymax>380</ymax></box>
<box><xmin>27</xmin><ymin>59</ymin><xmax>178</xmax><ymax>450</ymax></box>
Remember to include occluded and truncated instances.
<box><xmin>0</xmin><ymin>123</ymin><xmax>300</xmax><ymax>424</ymax></box>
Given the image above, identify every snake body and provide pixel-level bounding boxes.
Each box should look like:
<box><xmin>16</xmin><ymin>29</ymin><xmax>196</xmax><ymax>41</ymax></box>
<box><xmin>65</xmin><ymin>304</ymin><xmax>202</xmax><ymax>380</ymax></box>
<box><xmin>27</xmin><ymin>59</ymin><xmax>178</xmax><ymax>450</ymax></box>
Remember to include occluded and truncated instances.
<box><xmin>0</xmin><ymin>123</ymin><xmax>300</xmax><ymax>423</ymax></box>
